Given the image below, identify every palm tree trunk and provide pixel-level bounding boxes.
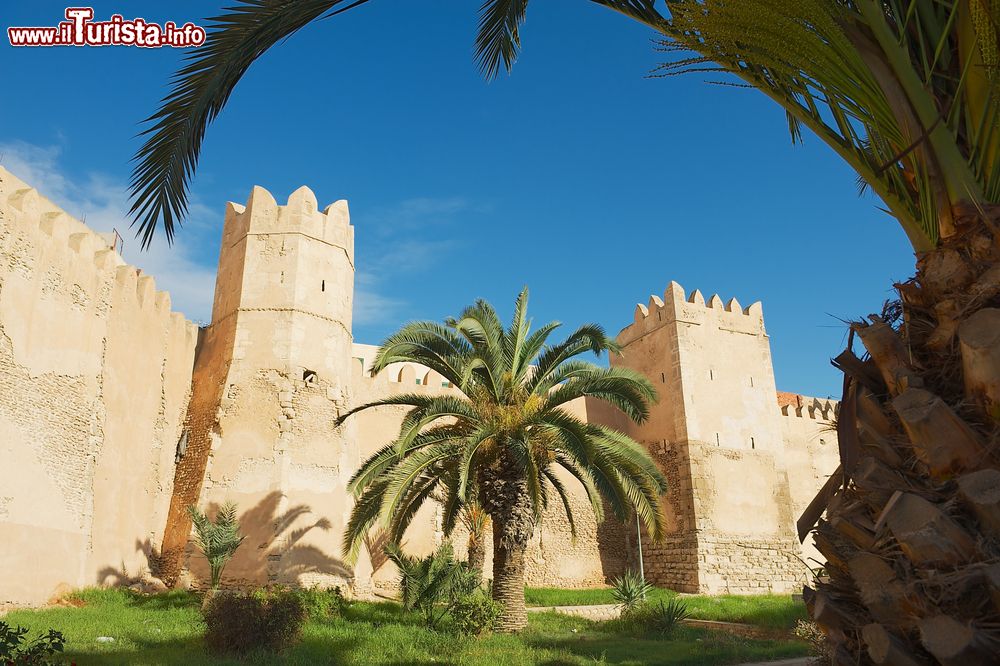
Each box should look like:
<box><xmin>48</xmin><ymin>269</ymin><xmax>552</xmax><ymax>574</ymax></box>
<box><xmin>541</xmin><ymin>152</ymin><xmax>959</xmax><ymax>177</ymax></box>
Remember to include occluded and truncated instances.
<box><xmin>806</xmin><ymin>210</ymin><xmax>1000</xmax><ymax>663</ymax></box>
<box><xmin>467</xmin><ymin>534</ymin><xmax>485</xmax><ymax>584</ymax></box>
<box><xmin>490</xmin><ymin>512</ymin><xmax>531</xmax><ymax>632</ymax></box>
<box><xmin>483</xmin><ymin>459</ymin><xmax>536</xmax><ymax>633</ymax></box>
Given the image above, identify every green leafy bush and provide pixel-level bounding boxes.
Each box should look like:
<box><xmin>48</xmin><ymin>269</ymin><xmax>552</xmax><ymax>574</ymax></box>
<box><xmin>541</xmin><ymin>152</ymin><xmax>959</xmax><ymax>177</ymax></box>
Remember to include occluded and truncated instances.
<box><xmin>202</xmin><ymin>587</ymin><xmax>306</xmax><ymax>655</ymax></box>
<box><xmin>450</xmin><ymin>592</ymin><xmax>502</xmax><ymax>636</ymax></box>
<box><xmin>0</xmin><ymin>621</ymin><xmax>65</xmax><ymax>665</ymax></box>
<box><xmin>290</xmin><ymin>586</ymin><xmax>348</xmax><ymax>620</ymax></box>
<box><xmin>610</xmin><ymin>570</ymin><xmax>653</xmax><ymax>613</ymax></box>
<box><xmin>386</xmin><ymin>542</ymin><xmax>480</xmax><ymax>629</ymax></box>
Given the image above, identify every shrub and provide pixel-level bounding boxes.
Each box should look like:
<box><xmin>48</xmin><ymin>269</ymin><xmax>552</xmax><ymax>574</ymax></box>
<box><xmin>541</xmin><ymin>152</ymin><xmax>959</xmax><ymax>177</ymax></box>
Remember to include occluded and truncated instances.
<box><xmin>202</xmin><ymin>587</ymin><xmax>306</xmax><ymax>655</ymax></box>
<box><xmin>0</xmin><ymin>621</ymin><xmax>65</xmax><ymax>665</ymax></box>
<box><xmin>450</xmin><ymin>592</ymin><xmax>502</xmax><ymax>636</ymax></box>
<box><xmin>291</xmin><ymin>585</ymin><xmax>347</xmax><ymax>620</ymax></box>
<box><xmin>616</xmin><ymin>598</ymin><xmax>690</xmax><ymax>636</ymax></box>
<box><xmin>610</xmin><ymin>569</ymin><xmax>653</xmax><ymax>613</ymax></box>
<box><xmin>793</xmin><ymin>620</ymin><xmax>832</xmax><ymax>665</ymax></box>
<box><xmin>386</xmin><ymin>542</ymin><xmax>480</xmax><ymax>629</ymax></box>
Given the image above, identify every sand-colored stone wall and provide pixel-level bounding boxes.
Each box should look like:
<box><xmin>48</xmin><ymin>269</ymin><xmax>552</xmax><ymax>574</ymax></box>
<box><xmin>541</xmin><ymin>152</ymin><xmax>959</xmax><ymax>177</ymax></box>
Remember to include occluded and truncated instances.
<box><xmin>614</xmin><ymin>282</ymin><xmax>826</xmax><ymax>593</ymax></box>
<box><xmin>780</xmin><ymin>396</ymin><xmax>841</xmax><ymax>566</ymax></box>
<box><xmin>0</xmin><ymin>167</ymin><xmax>198</xmax><ymax>606</ymax></box>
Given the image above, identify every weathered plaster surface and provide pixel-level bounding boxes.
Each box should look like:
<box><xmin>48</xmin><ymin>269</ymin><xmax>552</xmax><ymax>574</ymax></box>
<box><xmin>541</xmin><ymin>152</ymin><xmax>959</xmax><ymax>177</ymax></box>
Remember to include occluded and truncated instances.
<box><xmin>0</xmin><ymin>167</ymin><xmax>198</xmax><ymax>605</ymax></box>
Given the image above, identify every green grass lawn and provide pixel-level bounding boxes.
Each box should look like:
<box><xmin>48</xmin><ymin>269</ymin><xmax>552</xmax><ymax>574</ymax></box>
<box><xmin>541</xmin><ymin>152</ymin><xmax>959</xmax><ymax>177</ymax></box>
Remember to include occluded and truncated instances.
<box><xmin>525</xmin><ymin>588</ymin><xmax>808</xmax><ymax>632</ymax></box>
<box><xmin>2</xmin><ymin>588</ymin><xmax>809</xmax><ymax>665</ymax></box>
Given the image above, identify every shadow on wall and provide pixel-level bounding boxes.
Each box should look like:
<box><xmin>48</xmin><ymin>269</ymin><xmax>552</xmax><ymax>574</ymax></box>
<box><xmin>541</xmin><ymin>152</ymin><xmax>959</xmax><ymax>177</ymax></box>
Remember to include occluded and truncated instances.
<box><xmin>363</xmin><ymin>528</ymin><xmax>392</xmax><ymax>577</ymax></box>
<box><xmin>96</xmin><ymin>537</ymin><xmax>167</xmax><ymax>588</ymax></box>
<box><xmin>187</xmin><ymin>491</ymin><xmax>352</xmax><ymax>589</ymax></box>
<box><xmin>596</xmin><ymin>514</ymin><xmax>633</xmax><ymax>583</ymax></box>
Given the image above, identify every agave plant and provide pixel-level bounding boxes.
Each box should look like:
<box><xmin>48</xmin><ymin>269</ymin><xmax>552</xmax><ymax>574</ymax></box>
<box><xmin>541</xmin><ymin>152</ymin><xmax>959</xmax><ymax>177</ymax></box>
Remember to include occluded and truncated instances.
<box><xmin>646</xmin><ymin>598</ymin><xmax>690</xmax><ymax>636</ymax></box>
<box><xmin>188</xmin><ymin>502</ymin><xmax>245</xmax><ymax>590</ymax></box>
<box><xmin>610</xmin><ymin>569</ymin><xmax>653</xmax><ymax>613</ymax></box>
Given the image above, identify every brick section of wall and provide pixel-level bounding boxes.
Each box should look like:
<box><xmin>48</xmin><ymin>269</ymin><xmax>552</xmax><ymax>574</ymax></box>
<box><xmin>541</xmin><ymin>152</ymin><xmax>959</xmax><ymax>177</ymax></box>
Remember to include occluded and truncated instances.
<box><xmin>639</xmin><ymin>440</ymin><xmax>700</xmax><ymax>592</ymax></box>
<box><xmin>697</xmin><ymin>535</ymin><xmax>806</xmax><ymax>594</ymax></box>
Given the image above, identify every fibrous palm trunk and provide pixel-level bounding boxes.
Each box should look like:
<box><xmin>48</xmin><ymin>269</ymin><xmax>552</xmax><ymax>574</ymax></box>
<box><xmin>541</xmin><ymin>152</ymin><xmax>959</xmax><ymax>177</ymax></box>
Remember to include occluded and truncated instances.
<box><xmin>468</xmin><ymin>533</ymin><xmax>486</xmax><ymax>584</ymax></box>
<box><xmin>803</xmin><ymin>209</ymin><xmax>1000</xmax><ymax>664</ymax></box>
<box><xmin>483</xmin><ymin>458</ymin><xmax>536</xmax><ymax>633</ymax></box>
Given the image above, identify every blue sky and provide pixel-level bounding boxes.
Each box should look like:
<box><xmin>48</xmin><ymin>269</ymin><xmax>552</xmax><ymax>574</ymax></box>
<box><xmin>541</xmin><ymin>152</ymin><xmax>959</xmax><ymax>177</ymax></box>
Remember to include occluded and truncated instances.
<box><xmin>1</xmin><ymin>1</ymin><xmax>917</xmax><ymax>398</ymax></box>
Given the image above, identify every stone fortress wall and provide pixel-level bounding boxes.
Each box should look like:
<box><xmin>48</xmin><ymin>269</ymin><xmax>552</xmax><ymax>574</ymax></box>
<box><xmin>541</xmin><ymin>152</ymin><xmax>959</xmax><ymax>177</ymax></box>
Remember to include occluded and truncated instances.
<box><xmin>0</xmin><ymin>167</ymin><xmax>198</xmax><ymax>606</ymax></box>
<box><xmin>0</xmin><ymin>168</ymin><xmax>839</xmax><ymax>605</ymax></box>
<box><xmin>611</xmin><ymin>282</ymin><xmax>839</xmax><ymax>593</ymax></box>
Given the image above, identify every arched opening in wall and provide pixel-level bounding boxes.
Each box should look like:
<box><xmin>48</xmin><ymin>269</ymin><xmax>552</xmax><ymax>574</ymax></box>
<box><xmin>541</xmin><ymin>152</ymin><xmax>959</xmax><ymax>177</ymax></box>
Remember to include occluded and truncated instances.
<box><xmin>303</xmin><ymin>369</ymin><xmax>318</xmax><ymax>384</ymax></box>
<box><xmin>396</xmin><ymin>365</ymin><xmax>416</xmax><ymax>384</ymax></box>
<box><xmin>710</xmin><ymin>369</ymin><xmax>714</xmax><ymax>381</ymax></box>
<box><xmin>751</xmin><ymin>437</ymin><xmax>755</xmax><ymax>450</ymax></box>
<box><xmin>660</xmin><ymin>372</ymin><xmax>665</xmax><ymax>383</ymax></box>
<box><xmin>321</xmin><ymin>279</ymin><xmax>325</xmax><ymax>292</ymax></box>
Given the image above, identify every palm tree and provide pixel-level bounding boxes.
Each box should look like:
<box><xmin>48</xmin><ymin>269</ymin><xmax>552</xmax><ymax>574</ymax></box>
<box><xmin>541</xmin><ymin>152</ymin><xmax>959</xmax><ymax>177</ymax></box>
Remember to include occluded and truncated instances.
<box><xmin>188</xmin><ymin>502</ymin><xmax>245</xmax><ymax>590</ymax></box>
<box><xmin>132</xmin><ymin>1</ymin><xmax>1000</xmax><ymax>658</ymax></box>
<box><xmin>431</xmin><ymin>489</ymin><xmax>491</xmax><ymax>583</ymax></box>
<box><xmin>459</xmin><ymin>502</ymin><xmax>491</xmax><ymax>584</ymax></box>
<box><xmin>337</xmin><ymin>289</ymin><xmax>666</xmax><ymax>632</ymax></box>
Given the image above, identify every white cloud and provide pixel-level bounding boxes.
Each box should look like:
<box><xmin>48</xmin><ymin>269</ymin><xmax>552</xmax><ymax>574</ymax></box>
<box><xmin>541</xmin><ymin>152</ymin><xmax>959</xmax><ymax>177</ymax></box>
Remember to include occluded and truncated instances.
<box><xmin>351</xmin><ymin>198</ymin><xmax>480</xmax><ymax>327</ymax></box>
<box><xmin>353</xmin><ymin>272</ymin><xmax>406</xmax><ymax>328</ymax></box>
<box><xmin>0</xmin><ymin>141</ymin><xmax>217</xmax><ymax>323</ymax></box>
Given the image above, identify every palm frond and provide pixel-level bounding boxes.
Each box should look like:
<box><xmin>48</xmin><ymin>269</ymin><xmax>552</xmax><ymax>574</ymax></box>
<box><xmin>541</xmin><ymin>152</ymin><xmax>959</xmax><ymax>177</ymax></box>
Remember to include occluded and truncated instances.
<box><xmin>128</xmin><ymin>0</ymin><xmax>371</xmax><ymax>246</ymax></box>
<box><xmin>475</xmin><ymin>0</ymin><xmax>530</xmax><ymax>80</ymax></box>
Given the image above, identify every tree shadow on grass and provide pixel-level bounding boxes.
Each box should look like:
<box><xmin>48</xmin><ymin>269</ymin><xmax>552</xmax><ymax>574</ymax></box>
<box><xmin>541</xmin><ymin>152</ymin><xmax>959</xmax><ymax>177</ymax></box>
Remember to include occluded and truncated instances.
<box><xmin>125</xmin><ymin>589</ymin><xmax>201</xmax><ymax>611</ymax></box>
<box><xmin>63</xmin><ymin>633</ymin><xmax>361</xmax><ymax>665</ymax></box>
<box><xmin>529</xmin><ymin>625</ymin><xmax>807</xmax><ymax>666</ymax></box>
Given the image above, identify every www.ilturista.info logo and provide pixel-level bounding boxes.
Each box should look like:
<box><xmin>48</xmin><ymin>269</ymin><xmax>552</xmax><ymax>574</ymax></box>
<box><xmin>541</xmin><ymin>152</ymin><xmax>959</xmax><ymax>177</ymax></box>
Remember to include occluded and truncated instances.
<box><xmin>8</xmin><ymin>7</ymin><xmax>206</xmax><ymax>48</ymax></box>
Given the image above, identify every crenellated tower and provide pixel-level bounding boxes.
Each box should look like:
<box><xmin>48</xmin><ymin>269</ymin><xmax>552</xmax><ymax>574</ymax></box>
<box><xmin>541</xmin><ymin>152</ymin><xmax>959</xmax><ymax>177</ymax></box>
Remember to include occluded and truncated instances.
<box><xmin>611</xmin><ymin>281</ymin><xmax>805</xmax><ymax>594</ymax></box>
<box><xmin>160</xmin><ymin>184</ymin><xmax>359</xmax><ymax>590</ymax></box>
<box><xmin>213</xmin><ymin>184</ymin><xmax>354</xmax><ymax>381</ymax></box>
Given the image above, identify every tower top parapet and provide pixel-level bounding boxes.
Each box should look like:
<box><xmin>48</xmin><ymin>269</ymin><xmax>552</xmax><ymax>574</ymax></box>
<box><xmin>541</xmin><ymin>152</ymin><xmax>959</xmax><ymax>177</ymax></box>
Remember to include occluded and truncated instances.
<box><xmin>617</xmin><ymin>280</ymin><xmax>765</xmax><ymax>345</ymax></box>
<box><xmin>221</xmin><ymin>184</ymin><xmax>352</xmax><ymax>249</ymax></box>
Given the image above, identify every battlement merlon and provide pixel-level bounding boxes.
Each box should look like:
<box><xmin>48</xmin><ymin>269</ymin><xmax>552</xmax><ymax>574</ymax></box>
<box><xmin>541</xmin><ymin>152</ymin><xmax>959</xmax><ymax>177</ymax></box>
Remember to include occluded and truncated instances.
<box><xmin>617</xmin><ymin>280</ymin><xmax>766</xmax><ymax>346</ymax></box>
<box><xmin>779</xmin><ymin>395</ymin><xmax>840</xmax><ymax>421</ymax></box>
<box><xmin>221</xmin><ymin>184</ymin><xmax>353</xmax><ymax>250</ymax></box>
<box><xmin>0</xmin><ymin>166</ymin><xmax>199</xmax><ymax>342</ymax></box>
